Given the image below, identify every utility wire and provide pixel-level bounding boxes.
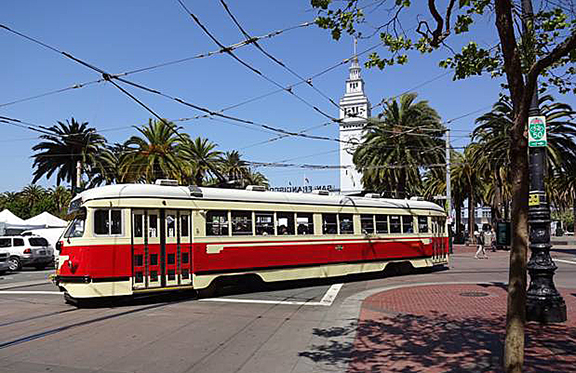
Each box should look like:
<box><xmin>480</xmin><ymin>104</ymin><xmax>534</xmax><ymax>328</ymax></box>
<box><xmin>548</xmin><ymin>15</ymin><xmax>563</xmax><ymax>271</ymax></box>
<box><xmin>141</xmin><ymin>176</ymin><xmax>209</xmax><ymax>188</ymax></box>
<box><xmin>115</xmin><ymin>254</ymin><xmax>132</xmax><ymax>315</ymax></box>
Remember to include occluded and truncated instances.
<box><xmin>175</xmin><ymin>0</ymin><xmax>338</xmax><ymax>122</ymax></box>
<box><xmin>219</xmin><ymin>0</ymin><xmax>340</xmax><ymax>110</ymax></box>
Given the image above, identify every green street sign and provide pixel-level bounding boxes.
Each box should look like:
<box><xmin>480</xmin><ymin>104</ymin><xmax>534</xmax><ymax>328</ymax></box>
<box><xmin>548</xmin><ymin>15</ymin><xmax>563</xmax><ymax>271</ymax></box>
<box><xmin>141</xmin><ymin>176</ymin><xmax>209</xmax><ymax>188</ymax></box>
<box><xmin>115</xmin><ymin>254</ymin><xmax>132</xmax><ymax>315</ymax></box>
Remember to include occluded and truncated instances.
<box><xmin>528</xmin><ymin>116</ymin><xmax>547</xmax><ymax>147</ymax></box>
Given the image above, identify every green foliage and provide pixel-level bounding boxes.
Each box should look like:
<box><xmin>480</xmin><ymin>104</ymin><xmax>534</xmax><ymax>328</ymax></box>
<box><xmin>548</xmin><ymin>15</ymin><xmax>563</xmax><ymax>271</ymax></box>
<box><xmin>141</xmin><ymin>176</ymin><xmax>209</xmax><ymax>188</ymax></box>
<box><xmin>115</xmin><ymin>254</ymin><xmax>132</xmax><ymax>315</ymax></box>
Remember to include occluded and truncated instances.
<box><xmin>311</xmin><ymin>0</ymin><xmax>575</xmax><ymax>92</ymax></box>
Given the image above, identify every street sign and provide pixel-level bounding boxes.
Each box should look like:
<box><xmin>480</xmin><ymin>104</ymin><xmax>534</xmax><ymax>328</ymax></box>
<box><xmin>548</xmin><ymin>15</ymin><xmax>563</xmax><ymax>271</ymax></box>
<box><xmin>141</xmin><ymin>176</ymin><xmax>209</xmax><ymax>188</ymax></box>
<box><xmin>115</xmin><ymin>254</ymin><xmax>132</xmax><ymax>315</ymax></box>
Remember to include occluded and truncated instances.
<box><xmin>528</xmin><ymin>116</ymin><xmax>547</xmax><ymax>147</ymax></box>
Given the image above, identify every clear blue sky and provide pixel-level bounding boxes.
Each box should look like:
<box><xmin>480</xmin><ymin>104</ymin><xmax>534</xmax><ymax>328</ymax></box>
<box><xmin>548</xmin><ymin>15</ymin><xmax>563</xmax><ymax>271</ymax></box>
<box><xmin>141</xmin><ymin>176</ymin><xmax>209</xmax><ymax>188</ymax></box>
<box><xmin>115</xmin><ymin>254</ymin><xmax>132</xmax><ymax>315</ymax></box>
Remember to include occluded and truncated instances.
<box><xmin>2</xmin><ymin>1</ymin><xmax>573</xmax><ymax>192</ymax></box>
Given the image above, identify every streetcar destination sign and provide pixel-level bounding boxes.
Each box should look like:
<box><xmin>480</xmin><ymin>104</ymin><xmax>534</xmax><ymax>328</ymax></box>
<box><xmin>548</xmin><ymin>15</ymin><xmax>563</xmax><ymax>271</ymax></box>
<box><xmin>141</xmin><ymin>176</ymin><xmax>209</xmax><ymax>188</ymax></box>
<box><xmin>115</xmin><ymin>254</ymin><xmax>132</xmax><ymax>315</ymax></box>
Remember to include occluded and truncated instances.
<box><xmin>528</xmin><ymin>116</ymin><xmax>547</xmax><ymax>147</ymax></box>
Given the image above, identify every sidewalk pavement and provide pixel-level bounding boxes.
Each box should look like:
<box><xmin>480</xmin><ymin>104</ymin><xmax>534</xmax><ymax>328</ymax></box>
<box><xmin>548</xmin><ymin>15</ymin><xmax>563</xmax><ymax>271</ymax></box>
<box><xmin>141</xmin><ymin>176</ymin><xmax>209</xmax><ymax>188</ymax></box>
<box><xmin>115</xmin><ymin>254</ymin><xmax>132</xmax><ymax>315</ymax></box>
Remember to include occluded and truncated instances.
<box><xmin>299</xmin><ymin>246</ymin><xmax>576</xmax><ymax>373</ymax></box>
<box><xmin>351</xmin><ymin>247</ymin><xmax>576</xmax><ymax>372</ymax></box>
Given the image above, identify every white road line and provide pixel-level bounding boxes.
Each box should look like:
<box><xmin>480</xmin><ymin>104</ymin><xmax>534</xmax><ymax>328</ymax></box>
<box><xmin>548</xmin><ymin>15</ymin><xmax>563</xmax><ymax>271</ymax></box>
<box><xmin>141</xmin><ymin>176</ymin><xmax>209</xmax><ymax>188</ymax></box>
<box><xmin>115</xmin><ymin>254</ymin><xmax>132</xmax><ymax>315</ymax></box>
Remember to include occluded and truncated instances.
<box><xmin>0</xmin><ymin>291</ymin><xmax>62</xmax><ymax>295</ymax></box>
<box><xmin>199</xmin><ymin>298</ymin><xmax>325</xmax><ymax>306</ymax></box>
<box><xmin>319</xmin><ymin>283</ymin><xmax>343</xmax><ymax>306</ymax></box>
<box><xmin>200</xmin><ymin>283</ymin><xmax>344</xmax><ymax>307</ymax></box>
<box><xmin>555</xmin><ymin>258</ymin><xmax>576</xmax><ymax>265</ymax></box>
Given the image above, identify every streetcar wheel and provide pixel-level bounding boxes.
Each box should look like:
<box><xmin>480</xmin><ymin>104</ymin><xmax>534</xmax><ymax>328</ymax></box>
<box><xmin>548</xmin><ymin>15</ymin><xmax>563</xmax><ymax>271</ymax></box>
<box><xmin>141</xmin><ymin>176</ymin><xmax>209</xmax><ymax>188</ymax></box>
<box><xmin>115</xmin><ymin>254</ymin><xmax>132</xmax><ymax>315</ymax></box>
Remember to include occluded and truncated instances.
<box><xmin>7</xmin><ymin>257</ymin><xmax>21</xmax><ymax>271</ymax></box>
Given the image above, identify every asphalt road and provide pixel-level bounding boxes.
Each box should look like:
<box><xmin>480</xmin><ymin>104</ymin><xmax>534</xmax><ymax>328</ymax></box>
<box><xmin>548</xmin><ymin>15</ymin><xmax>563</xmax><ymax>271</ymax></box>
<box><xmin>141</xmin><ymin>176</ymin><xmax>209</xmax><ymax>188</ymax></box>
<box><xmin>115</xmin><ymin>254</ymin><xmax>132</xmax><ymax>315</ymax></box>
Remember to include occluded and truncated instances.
<box><xmin>0</xmin><ymin>247</ymin><xmax>575</xmax><ymax>373</ymax></box>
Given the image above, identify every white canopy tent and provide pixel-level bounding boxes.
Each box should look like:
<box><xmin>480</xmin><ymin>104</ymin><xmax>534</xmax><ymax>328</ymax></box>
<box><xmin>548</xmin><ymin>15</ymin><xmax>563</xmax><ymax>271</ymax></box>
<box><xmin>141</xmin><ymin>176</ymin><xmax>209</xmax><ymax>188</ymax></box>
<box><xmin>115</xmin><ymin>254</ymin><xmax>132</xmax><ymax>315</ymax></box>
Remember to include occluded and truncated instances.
<box><xmin>0</xmin><ymin>209</ymin><xmax>44</xmax><ymax>234</ymax></box>
<box><xmin>24</xmin><ymin>211</ymin><xmax>67</xmax><ymax>228</ymax></box>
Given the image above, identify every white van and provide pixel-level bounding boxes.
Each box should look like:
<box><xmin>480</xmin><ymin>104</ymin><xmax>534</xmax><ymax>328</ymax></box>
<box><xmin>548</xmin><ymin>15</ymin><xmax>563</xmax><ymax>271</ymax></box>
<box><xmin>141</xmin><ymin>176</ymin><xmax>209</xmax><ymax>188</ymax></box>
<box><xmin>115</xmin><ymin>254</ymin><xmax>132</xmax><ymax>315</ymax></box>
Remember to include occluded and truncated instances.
<box><xmin>0</xmin><ymin>236</ymin><xmax>54</xmax><ymax>271</ymax></box>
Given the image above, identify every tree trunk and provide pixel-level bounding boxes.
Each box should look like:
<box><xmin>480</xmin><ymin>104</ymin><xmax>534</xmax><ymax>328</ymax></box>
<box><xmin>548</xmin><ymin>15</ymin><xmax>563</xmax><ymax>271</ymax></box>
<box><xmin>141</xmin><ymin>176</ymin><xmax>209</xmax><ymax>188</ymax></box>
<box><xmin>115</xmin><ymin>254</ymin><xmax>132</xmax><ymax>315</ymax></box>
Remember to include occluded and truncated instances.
<box><xmin>503</xmin><ymin>123</ymin><xmax>529</xmax><ymax>373</ymax></box>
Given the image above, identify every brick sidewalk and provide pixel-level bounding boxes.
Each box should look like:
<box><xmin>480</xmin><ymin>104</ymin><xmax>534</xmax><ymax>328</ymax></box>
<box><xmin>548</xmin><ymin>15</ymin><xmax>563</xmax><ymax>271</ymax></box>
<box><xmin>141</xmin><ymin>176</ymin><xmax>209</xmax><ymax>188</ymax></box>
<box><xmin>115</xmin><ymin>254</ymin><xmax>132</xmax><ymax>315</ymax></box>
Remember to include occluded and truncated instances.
<box><xmin>350</xmin><ymin>284</ymin><xmax>576</xmax><ymax>372</ymax></box>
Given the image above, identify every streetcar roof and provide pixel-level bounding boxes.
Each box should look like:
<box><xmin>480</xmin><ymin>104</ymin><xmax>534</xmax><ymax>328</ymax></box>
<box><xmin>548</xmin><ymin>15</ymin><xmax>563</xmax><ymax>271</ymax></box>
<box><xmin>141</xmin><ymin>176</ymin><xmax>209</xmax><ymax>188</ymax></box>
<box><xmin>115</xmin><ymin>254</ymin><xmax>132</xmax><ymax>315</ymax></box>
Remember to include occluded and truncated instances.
<box><xmin>73</xmin><ymin>184</ymin><xmax>445</xmax><ymax>213</ymax></box>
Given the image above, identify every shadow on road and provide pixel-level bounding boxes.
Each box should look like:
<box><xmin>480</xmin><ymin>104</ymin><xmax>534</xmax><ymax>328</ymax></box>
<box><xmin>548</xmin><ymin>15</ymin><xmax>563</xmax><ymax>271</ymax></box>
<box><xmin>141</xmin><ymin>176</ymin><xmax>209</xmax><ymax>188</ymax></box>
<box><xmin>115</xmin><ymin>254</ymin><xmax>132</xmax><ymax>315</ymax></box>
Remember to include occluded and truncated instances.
<box><xmin>298</xmin><ymin>312</ymin><xmax>576</xmax><ymax>372</ymax></box>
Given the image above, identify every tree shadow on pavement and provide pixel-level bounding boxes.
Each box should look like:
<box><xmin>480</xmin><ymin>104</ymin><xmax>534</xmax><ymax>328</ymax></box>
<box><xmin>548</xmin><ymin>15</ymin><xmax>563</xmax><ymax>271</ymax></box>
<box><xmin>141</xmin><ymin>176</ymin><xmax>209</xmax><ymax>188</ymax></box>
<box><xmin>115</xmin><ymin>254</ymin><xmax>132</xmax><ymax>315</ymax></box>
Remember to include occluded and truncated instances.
<box><xmin>298</xmin><ymin>312</ymin><xmax>576</xmax><ymax>372</ymax></box>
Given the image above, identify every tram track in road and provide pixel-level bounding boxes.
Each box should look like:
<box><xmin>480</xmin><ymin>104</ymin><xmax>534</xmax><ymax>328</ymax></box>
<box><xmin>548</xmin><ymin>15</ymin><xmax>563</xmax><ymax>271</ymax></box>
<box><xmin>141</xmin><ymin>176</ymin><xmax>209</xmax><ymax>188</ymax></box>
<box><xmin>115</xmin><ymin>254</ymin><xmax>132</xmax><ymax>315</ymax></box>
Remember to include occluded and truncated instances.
<box><xmin>0</xmin><ymin>300</ymin><xmax>180</xmax><ymax>350</ymax></box>
<box><xmin>181</xmin><ymin>286</ymin><xmax>323</xmax><ymax>373</ymax></box>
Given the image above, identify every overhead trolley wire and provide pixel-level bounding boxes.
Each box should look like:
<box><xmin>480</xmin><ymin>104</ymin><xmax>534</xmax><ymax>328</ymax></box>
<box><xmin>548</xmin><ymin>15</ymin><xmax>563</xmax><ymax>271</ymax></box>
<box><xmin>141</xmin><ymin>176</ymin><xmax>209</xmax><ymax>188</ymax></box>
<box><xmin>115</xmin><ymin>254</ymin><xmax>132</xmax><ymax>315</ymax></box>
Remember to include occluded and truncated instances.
<box><xmin>219</xmin><ymin>0</ymin><xmax>340</xmax><ymax>110</ymax></box>
<box><xmin>175</xmin><ymin>0</ymin><xmax>338</xmax><ymax>122</ymax></box>
<box><xmin>0</xmin><ymin>20</ymin><xmax>312</xmax><ymax>109</ymax></box>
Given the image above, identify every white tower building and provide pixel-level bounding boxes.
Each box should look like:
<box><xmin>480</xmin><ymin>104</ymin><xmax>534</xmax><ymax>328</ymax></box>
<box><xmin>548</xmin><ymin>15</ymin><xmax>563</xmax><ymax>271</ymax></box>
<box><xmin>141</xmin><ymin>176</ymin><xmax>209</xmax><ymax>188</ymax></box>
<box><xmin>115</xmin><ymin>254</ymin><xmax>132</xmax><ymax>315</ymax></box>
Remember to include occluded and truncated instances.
<box><xmin>339</xmin><ymin>46</ymin><xmax>371</xmax><ymax>193</ymax></box>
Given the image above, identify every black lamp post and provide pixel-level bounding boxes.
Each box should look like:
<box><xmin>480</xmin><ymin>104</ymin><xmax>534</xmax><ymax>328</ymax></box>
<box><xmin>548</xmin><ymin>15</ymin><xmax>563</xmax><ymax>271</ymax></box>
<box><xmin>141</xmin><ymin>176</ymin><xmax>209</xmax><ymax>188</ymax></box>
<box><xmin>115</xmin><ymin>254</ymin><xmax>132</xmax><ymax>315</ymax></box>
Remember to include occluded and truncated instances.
<box><xmin>523</xmin><ymin>0</ymin><xmax>567</xmax><ymax>323</ymax></box>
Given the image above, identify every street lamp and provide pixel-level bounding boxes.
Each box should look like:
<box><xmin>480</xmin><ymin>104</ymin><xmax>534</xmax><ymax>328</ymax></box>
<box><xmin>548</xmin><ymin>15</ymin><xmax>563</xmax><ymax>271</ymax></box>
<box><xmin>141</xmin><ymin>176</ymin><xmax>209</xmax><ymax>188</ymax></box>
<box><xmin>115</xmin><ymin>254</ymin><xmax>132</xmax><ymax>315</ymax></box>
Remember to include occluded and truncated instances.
<box><xmin>523</xmin><ymin>0</ymin><xmax>566</xmax><ymax>323</ymax></box>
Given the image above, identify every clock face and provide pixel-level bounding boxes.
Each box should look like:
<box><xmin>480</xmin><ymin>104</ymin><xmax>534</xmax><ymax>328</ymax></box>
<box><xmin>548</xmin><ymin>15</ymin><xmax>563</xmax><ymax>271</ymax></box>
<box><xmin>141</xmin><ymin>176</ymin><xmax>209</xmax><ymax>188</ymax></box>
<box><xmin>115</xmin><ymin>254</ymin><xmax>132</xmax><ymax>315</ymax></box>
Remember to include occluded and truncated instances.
<box><xmin>346</xmin><ymin>136</ymin><xmax>360</xmax><ymax>155</ymax></box>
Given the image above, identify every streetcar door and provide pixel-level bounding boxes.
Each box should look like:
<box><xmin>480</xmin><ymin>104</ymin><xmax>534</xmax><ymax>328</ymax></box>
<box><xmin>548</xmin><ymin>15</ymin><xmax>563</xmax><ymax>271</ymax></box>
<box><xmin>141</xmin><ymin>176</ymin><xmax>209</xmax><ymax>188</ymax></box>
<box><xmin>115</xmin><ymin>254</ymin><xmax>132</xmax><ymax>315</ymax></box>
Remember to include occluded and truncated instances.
<box><xmin>132</xmin><ymin>210</ymin><xmax>146</xmax><ymax>290</ymax></box>
<box><xmin>147</xmin><ymin>210</ymin><xmax>162</xmax><ymax>288</ymax></box>
<box><xmin>163</xmin><ymin>210</ymin><xmax>179</xmax><ymax>287</ymax></box>
<box><xmin>179</xmin><ymin>211</ymin><xmax>193</xmax><ymax>286</ymax></box>
<box><xmin>430</xmin><ymin>217</ymin><xmax>439</xmax><ymax>262</ymax></box>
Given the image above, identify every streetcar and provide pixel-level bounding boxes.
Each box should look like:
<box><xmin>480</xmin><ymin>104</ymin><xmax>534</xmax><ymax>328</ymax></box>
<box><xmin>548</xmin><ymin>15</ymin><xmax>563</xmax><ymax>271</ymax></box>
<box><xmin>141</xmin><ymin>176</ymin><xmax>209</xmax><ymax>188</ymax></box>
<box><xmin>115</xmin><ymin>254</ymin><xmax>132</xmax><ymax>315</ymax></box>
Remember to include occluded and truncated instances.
<box><xmin>54</xmin><ymin>181</ymin><xmax>448</xmax><ymax>302</ymax></box>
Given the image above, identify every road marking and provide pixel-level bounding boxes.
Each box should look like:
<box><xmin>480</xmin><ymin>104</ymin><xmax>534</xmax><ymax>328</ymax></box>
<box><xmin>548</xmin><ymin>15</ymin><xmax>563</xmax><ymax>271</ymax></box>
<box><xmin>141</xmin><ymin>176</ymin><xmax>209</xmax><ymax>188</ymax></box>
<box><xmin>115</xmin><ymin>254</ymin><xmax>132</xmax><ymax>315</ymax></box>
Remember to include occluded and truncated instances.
<box><xmin>555</xmin><ymin>259</ymin><xmax>576</xmax><ymax>265</ymax></box>
<box><xmin>0</xmin><ymin>291</ymin><xmax>62</xmax><ymax>295</ymax></box>
<box><xmin>319</xmin><ymin>283</ymin><xmax>343</xmax><ymax>306</ymax></box>
<box><xmin>200</xmin><ymin>283</ymin><xmax>344</xmax><ymax>307</ymax></box>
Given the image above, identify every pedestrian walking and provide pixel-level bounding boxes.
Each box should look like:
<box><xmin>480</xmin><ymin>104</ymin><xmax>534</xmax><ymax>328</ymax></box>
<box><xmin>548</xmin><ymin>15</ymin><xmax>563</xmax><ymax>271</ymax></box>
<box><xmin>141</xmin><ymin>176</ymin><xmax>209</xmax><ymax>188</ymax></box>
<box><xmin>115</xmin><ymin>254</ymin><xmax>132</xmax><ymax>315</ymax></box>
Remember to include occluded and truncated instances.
<box><xmin>474</xmin><ymin>229</ymin><xmax>488</xmax><ymax>259</ymax></box>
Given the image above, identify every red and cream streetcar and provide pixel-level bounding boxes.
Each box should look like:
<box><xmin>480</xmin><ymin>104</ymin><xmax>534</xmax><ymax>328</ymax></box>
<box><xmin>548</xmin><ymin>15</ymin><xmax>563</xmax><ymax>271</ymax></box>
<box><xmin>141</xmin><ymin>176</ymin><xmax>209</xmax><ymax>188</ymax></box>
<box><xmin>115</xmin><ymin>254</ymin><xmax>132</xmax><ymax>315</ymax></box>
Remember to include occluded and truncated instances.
<box><xmin>55</xmin><ymin>181</ymin><xmax>448</xmax><ymax>302</ymax></box>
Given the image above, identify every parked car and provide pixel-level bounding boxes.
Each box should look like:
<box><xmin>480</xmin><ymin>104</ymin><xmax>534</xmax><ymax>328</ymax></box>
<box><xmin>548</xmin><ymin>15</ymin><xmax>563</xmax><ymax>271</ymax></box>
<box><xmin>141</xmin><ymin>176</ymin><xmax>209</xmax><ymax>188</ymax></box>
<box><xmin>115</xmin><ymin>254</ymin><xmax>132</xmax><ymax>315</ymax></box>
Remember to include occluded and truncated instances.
<box><xmin>0</xmin><ymin>249</ymin><xmax>9</xmax><ymax>274</ymax></box>
<box><xmin>0</xmin><ymin>236</ymin><xmax>54</xmax><ymax>271</ymax></box>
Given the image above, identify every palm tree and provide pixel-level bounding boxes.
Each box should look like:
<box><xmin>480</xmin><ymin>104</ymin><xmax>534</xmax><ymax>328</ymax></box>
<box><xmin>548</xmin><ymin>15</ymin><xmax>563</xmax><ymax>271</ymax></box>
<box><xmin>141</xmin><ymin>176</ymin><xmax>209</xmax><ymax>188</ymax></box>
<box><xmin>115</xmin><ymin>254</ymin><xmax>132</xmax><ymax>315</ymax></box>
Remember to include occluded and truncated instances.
<box><xmin>179</xmin><ymin>137</ymin><xmax>223</xmax><ymax>186</ymax></box>
<box><xmin>120</xmin><ymin>119</ymin><xmax>186</xmax><ymax>183</ymax></box>
<box><xmin>220</xmin><ymin>151</ymin><xmax>250</xmax><ymax>187</ymax></box>
<box><xmin>472</xmin><ymin>95</ymin><xmax>576</xmax><ymax>221</ymax></box>
<box><xmin>31</xmin><ymin>118</ymin><xmax>107</xmax><ymax>193</ymax></box>
<box><xmin>353</xmin><ymin>93</ymin><xmax>445</xmax><ymax>198</ymax></box>
<box><xmin>20</xmin><ymin>184</ymin><xmax>47</xmax><ymax>208</ymax></box>
<box><xmin>451</xmin><ymin>146</ymin><xmax>486</xmax><ymax>242</ymax></box>
<box><xmin>49</xmin><ymin>185</ymin><xmax>72</xmax><ymax>217</ymax></box>
<box><xmin>244</xmin><ymin>168</ymin><xmax>269</xmax><ymax>188</ymax></box>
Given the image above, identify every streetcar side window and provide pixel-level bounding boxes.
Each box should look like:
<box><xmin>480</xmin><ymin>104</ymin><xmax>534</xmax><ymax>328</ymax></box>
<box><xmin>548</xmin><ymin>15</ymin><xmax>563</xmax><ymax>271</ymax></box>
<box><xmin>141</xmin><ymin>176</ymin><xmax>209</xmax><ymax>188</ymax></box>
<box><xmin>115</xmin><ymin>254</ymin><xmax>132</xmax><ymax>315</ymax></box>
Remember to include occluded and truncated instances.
<box><xmin>206</xmin><ymin>210</ymin><xmax>229</xmax><ymax>236</ymax></box>
<box><xmin>255</xmin><ymin>212</ymin><xmax>274</xmax><ymax>235</ymax></box>
<box><xmin>322</xmin><ymin>214</ymin><xmax>337</xmax><ymax>234</ymax></box>
<box><xmin>296</xmin><ymin>213</ymin><xmax>314</xmax><ymax>235</ymax></box>
<box><xmin>181</xmin><ymin>214</ymin><xmax>189</xmax><ymax>237</ymax></box>
<box><xmin>402</xmin><ymin>215</ymin><xmax>414</xmax><ymax>233</ymax></box>
<box><xmin>232</xmin><ymin>211</ymin><xmax>252</xmax><ymax>235</ymax></box>
<box><xmin>166</xmin><ymin>214</ymin><xmax>176</xmax><ymax>237</ymax></box>
<box><xmin>418</xmin><ymin>216</ymin><xmax>428</xmax><ymax>233</ymax></box>
<box><xmin>134</xmin><ymin>214</ymin><xmax>143</xmax><ymax>237</ymax></box>
<box><xmin>94</xmin><ymin>209</ymin><xmax>123</xmax><ymax>236</ymax></box>
<box><xmin>361</xmin><ymin>214</ymin><xmax>375</xmax><ymax>234</ymax></box>
<box><xmin>339</xmin><ymin>214</ymin><xmax>354</xmax><ymax>234</ymax></box>
<box><xmin>389</xmin><ymin>215</ymin><xmax>401</xmax><ymax>233</ymax></box>
<box><xmin>277</xmin><ymin>212</ymin><xmax>295</xmax><ymax>235</ymax></box>
<box><xmin>375</xmin><ymin>214</ymin><xmax>388</xmax><ymax>234</ymax></box>
<box><xmin>149</xmin><ymin>214</ymin><xmax>158</xmax><ymax>237</ymax></box>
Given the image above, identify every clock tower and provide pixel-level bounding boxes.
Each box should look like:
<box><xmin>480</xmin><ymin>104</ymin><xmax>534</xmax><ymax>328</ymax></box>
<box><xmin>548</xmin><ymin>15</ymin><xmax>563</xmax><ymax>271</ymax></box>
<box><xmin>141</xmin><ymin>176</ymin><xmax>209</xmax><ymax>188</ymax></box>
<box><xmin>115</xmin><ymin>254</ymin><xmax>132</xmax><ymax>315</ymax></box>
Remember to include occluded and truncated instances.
<box><xmin>339</xmin><ymin>46</ymin><xmax>371</xmax><ymax>193</ymax></box>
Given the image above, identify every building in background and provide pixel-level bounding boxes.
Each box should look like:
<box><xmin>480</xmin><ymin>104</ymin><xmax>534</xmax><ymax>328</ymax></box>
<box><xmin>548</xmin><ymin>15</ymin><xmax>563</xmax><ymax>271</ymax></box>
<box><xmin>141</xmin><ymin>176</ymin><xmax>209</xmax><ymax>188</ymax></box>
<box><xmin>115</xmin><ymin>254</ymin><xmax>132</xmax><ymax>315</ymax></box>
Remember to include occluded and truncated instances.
<box><xmin>338</xmin><ymin>50</ymin><xmax>371</xmax><ymax>194</ymax></box>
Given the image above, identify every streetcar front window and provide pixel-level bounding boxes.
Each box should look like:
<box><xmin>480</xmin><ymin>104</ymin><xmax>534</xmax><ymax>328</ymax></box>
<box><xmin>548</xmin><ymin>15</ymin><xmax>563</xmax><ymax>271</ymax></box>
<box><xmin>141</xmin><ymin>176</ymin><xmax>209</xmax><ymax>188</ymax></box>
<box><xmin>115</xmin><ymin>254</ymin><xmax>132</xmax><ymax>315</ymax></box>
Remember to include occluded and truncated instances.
<box><xmin>64</xmin><ymin>208</ymin><xmax>86</xmax><ymax>238</ymax></box>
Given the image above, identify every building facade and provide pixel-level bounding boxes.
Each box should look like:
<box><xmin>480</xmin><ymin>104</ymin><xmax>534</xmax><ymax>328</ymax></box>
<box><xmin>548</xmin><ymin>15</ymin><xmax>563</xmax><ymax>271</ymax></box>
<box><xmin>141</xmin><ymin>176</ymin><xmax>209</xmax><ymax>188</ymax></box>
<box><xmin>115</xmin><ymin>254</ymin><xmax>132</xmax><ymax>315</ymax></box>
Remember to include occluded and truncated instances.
<box><xmin>339</xmin><ymin>55</ymin><xmax>371</xmax><ymax>193</ymax></box>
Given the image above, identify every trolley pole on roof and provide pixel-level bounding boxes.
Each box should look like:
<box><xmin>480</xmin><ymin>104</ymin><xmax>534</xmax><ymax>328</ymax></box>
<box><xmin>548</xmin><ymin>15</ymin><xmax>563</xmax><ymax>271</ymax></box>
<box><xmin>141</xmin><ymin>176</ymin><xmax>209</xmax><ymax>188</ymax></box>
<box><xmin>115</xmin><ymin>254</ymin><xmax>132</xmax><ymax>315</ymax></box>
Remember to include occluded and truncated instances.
<box><xmin>445</xmin><ymin>127</ymin><xmax>453</xmax><ymax>254</ymax></box>
<box><xmin>522</xmin><ymin>0</ymin><xmax>566</xmax><ymax>323</ymax></box>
